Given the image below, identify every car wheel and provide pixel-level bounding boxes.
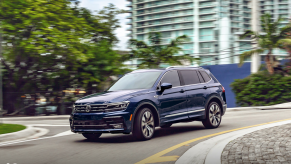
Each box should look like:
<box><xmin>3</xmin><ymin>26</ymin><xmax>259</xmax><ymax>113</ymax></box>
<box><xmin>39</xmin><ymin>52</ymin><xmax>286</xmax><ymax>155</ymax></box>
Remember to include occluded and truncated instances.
<box><xmin>202</xmin><ymin>102</ymin><xmax>222</xmax><ymax>129</ymax></box>
<box><xmin>133</xmin><ymin>108</ymin><xmax>155</xmax><ymax>140</ymax></box>
<box><xmin>82</xmin><ymin>133</ymin><xmax>102</xmax><ymax>141</ymax></box>
<box><xmin>160</xmin><ymin>123</ymin><xmax>172</xmax><ymax>128</ymax></box>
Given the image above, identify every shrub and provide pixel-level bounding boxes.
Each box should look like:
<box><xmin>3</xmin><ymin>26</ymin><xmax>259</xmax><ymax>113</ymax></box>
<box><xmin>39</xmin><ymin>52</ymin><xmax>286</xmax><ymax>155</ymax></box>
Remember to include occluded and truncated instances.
<box><xmin>231</xmin><ymin>71</ymin><xmax>291</xmax><ymax>107</ymax></box>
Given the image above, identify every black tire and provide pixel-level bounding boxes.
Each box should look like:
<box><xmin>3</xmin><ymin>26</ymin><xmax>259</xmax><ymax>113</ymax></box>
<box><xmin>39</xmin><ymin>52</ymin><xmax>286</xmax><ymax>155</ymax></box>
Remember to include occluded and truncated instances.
<box><xmin>202</xmin><ymin>102</ymin><xmax>222</xmax><ymax>129</ymax></box>
<box><xmin>133</xmin><ymin>108</ymin><xmax>155</xmax><ymax>140</ymax></box>
<box><xmin>160</xmin><ymin>123</ymin><xmax>172</xmax><ymax>128</ymax></box>
<box><xmin>82</xmin><ymin>133</ymin><xmax>102</xmax><ymax>141</ymax></box>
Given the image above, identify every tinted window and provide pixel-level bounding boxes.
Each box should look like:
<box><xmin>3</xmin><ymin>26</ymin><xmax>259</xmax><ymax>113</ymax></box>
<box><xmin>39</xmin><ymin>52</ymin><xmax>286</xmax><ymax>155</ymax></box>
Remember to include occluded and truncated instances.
<box><xmin>197</xmin><ymin>70</ymin><xmax>204</xmax><ymax>83</ymax></box>
<box><xmin>180</xmin><ymin>70</ymin><xmax>200</xmax><ymax>85</ymax></box>
<box><xmin>160</xmin><ymin>71</ymin><xmax>181</xmax><ymax>87</ymax></box>
<box><xmin>199</xmin><ymin>71</ymin><xmax>211</xmax><ymax>82</ymax></box>
<box><xmin>108</xmin><ymin>71</ymin><xmax>162</xmax><ymax>91</ymax></box>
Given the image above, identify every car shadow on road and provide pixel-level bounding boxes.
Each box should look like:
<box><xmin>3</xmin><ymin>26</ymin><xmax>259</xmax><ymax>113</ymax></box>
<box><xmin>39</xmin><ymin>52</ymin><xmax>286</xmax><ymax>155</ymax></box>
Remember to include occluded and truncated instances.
<box><xmin>74</xmin><ymin>124</ymin><xmax>206</xmax><ymax>143</ymax></box>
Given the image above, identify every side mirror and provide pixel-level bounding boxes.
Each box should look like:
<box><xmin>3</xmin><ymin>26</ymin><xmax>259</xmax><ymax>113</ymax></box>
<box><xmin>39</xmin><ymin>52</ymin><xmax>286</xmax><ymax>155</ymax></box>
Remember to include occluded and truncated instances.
<box><xmin>160</xmin><ymin>83</ymin><xmax>172</xmax><ymax>90</ymax></box>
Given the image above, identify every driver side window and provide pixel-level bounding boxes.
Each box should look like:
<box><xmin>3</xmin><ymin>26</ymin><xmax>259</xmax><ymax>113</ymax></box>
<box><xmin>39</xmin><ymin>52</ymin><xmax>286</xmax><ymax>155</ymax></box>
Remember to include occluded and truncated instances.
<box><xmin>160</xmin><ymin>70</ymin><xmax>181</xmax><ymax>88</ymax></box>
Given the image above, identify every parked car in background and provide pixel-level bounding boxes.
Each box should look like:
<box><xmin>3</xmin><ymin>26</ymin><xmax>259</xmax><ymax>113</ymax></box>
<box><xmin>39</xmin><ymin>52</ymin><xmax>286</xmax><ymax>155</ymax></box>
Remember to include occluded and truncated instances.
<box><xmin>69</xmin><ymin>66</ymin><xmax>227</xmax><ymax>140</ymax></box>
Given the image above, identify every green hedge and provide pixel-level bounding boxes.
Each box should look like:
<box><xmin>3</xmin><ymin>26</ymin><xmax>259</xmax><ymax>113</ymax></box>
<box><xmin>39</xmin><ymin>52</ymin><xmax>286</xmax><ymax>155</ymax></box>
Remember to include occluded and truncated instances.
<box><xmin>231</xmin><ymin>71</ymin><xmax>291</xmax><ymax>107</ymax></box>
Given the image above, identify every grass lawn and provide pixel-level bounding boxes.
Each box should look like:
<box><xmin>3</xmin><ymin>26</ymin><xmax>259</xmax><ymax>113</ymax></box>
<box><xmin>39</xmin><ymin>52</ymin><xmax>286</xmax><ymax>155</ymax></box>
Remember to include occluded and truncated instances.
<box><xmin>0</xmin><ymin>124</ymin><xmax>26</xmax><ymax>135</ymax></box>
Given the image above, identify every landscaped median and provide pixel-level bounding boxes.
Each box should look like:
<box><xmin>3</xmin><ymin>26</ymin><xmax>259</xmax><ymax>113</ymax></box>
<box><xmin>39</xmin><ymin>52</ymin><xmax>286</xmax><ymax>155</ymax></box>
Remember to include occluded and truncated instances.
<box><xmin>0</xmin><ymin>124</ymin><xmax>26</xmax><ymax>135</ymax></box>
<box><xmin>0</xmin><ymin>124</ymin><xmax>41</xmax><ymax>143</ymax></box>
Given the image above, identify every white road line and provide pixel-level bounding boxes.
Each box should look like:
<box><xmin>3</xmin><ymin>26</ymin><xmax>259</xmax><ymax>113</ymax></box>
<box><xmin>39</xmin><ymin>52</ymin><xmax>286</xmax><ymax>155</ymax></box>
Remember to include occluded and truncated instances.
<box><xmin>0</xmin><ymin>130</ymin><xmax>75</xmax><ymax>147</ymax></box>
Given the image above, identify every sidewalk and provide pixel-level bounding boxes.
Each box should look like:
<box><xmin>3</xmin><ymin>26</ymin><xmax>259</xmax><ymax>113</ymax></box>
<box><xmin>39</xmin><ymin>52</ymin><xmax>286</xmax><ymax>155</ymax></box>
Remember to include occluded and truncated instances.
<box><xmin>176</xmin><ymin>119</ymin><xmax>291</xmax><ymax>164</ymax></box>
<box><xmin>221</xmin><ymin>123</ymin><xmax>291</xmax><ymax>164</ymax></box>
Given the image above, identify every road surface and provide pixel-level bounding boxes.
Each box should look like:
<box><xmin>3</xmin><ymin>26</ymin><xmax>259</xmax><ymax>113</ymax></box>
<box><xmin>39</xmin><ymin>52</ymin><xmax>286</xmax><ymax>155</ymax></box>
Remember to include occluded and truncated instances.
<box><xmin>1</xmin><ymin>109</ymin><xmax>291</xmax><ymax>164</ymax></box>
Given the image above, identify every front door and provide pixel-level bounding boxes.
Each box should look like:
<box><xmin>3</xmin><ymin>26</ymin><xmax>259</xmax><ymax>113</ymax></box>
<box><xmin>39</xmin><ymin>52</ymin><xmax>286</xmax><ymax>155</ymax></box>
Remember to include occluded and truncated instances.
<box><xmin>158</xmin><ymin>70</ymin><xmax>188</xmax><ymax>123</ymax></box>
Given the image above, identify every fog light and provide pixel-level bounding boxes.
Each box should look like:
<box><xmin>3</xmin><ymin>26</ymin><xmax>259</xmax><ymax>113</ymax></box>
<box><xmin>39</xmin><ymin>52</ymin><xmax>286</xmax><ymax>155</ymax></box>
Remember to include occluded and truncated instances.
<box><xmin>111</xmin><ymin>124</ymin><xmax>123</xmax><ymax>129</ymax></box>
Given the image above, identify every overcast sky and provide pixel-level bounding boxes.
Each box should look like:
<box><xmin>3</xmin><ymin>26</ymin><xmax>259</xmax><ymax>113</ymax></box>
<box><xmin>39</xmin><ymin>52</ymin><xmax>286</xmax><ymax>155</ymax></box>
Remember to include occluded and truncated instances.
<box><xmin>79</xmin><ymin>0</ymin><xmax>130</xmax><ymax>50</ymax></box>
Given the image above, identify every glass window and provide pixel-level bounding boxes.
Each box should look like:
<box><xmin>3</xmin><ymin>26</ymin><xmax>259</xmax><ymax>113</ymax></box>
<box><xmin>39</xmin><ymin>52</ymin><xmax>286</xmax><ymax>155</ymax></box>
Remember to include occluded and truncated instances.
<box><xmin>197</xmin><ymin>71</ymin><xmax>204</xmax><ymax>83</ymax></box>
<box><xmin>180</xmin><ymin>70</ymin><xmax>200</xmax><ymax>85</ymax></box>
<box><xmin>199</xmin><ymin>71</ymin><xmax>211</xmax><ymax>82</ymax></box>
<box><xmin>160</xmin><ymin>71</ymin><xmax>181</xmax><ymax>87</ymax></box>
<box><xmin>108</xmin><ymin>71</ymin><xmax>162</xmax><ymax>91</ymax></box>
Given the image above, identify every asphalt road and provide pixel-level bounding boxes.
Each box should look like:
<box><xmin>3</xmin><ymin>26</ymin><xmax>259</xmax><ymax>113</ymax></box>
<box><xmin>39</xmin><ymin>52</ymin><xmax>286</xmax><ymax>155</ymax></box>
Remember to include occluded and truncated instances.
<box><xmin>1</xmin><ymin>109</ymin><xmax>291</xmax><ymax>164</ymax></box>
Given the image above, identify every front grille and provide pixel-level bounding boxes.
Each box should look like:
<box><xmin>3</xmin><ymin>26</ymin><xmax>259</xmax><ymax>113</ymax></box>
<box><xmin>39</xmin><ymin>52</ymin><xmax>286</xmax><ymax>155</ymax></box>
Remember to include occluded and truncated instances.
<box><xmin>75</xmin><ymin>104</ymin><xmax>107</xmax><ymax>113</ymax></box>
<box><xmin>74</xmin><ymin>102</ymin><xmax>128</xmax><ymax>113</ymax></box>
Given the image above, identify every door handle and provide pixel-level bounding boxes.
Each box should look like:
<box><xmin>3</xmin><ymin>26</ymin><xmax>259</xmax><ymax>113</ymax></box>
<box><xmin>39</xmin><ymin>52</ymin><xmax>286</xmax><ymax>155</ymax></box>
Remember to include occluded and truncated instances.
<box><xmin>203</xmin><ymin>86</ymin><xmax>207</xmax><ymax>89</ymax></box>
<box><xmin>180</xmin><ymin>89</ymin><xmax>185</xmax><ymax>93</ymax></box>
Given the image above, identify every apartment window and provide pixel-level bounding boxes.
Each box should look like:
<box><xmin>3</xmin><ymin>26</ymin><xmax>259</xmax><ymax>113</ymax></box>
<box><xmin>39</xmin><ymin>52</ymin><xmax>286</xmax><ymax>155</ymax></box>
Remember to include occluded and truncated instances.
<box><xmin>183</xmin><ymin>29</ymin><xmax>193</xmax><ymax>36</ymax></box>
<box><xmin>137</xmin><ymin>35</ymin><xmax>144</xmax><ymax>41</ymax></box>
<box><xmin>200</xmin><ymin>21</ymin><xmax>213</xmax><ymax>27</ymax></box>
<box><xmin>199</xmin><ymin>29</ymin><xmax>214</xmax><ymax>41</ymax></box>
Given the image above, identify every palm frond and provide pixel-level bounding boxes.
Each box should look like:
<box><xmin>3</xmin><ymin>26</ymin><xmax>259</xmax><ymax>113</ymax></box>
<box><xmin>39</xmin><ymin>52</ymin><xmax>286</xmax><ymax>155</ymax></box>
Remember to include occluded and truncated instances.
<box><xmin>239</xmin><ymin>49</ymin><xmax>265</xmax><ymax>67</ymax></box>
<box><xmin>277</xmin><ymin>39</ymin><xmax>291</xmax><ymax>48</ymax></box>
<box><xmin>240</xmin><ymin>30</ymin><xmax>258</xmax><ymax>39</ymax></box>
<box><xmin>129</xmin><ymin>39</ymin><xmax>148</xmax><ymax>49</ymax></box>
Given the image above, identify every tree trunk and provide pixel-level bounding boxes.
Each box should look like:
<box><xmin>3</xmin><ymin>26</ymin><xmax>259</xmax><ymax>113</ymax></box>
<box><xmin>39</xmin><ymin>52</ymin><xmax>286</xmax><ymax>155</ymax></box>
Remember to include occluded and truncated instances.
<box><xmin>265</xmin><ymin>51</ymin><xmax>274</xmax><ymax>74</ymax></box>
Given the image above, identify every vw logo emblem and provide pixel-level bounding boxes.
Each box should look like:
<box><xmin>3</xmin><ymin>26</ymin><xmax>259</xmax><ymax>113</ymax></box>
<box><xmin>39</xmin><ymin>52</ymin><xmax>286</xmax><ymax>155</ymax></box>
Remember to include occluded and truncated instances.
<box><xmin>86</xmin><ymin>105</ymin><xmax>91</xmax><ymax>112</ymax></box>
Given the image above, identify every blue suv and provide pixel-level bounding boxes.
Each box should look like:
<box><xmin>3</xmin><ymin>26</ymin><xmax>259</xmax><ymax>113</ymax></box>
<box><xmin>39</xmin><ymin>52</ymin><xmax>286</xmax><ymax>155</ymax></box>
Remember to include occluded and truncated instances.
<box><xmin>70</xmin><ymin>67</ymin><xmax>227</xmax><ymax>140</ymax></box>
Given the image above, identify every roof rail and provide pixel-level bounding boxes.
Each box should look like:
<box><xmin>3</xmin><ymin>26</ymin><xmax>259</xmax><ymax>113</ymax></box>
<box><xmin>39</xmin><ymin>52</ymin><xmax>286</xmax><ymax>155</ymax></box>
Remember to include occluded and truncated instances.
<box><xmin>166</xmin><ymin>66</ymin><xmax>203</xmax><ymax>69</ymax></box>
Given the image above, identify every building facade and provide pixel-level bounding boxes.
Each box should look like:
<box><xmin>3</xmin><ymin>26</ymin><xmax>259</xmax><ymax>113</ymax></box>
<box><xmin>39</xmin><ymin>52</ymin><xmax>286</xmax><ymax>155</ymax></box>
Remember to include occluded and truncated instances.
<box><xmin>126</xmin><ymin>0</ymin><xmax>291</xmax><ymax>66</ymax></box>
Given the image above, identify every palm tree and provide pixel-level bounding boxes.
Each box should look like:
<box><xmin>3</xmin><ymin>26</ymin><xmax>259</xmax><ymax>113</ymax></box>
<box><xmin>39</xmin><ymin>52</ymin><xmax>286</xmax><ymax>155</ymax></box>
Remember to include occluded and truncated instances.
<box><xmin>239</xmin><ymin>14</ymin><xmax>291</xmax><ymax>74</ymax></box>
<box><xmin>278</xmin><ymin>26</ymin><xmax>291</xmax><ymax>63</ymax></box>
<box><xmin>126</xmin><ymin>32</ymin><xmax>196</xmax><ymax>69</ymax></box>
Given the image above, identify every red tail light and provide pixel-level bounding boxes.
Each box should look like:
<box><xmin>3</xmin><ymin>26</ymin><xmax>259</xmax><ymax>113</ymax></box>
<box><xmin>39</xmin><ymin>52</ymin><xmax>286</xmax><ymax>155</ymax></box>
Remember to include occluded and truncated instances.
<box><xmin>222</xmin><ymin>86</ymin><xmax>225</xmax><ymax>93</ymax></box>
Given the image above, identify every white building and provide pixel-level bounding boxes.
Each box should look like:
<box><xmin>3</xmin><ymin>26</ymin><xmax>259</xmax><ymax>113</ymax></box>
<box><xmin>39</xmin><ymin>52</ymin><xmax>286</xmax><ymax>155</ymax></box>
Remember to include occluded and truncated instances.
<box><xmin>126</xmin><ymin>0</ymin><xmax>291</xmax><ymax>67</ymax></box>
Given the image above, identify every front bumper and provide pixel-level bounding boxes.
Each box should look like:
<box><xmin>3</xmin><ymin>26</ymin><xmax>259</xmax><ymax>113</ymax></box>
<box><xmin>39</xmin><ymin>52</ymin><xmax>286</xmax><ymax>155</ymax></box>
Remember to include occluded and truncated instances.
<box><xmin>70</xmin><ymin>111</ymin><xmax>132</xmax><ymax>133</ymax></box>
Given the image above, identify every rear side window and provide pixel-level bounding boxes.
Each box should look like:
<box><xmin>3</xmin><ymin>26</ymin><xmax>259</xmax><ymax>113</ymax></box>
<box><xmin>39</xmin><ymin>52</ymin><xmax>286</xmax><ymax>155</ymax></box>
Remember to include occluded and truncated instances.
<box><xmin>199</xmin><ymin>71</ymin><xmax>211</xmax><ymax>82</ymax></box>
<box><xmin>160</xmin><ymin>70</ymin><xmax>181</xmax><ymax>87</ymax></box>
<box><xmin>179</xmin><ymin>70</ymin><xmax>200</xmax><ymax>85</ymax></box>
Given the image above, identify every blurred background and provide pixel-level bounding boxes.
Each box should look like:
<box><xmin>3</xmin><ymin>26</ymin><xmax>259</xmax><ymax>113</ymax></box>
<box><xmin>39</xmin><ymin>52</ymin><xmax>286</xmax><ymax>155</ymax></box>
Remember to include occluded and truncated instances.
<box><xmin>0</xmin><ymin>0</ymin><xmax>291</xmax><ymax>116</ymax></box>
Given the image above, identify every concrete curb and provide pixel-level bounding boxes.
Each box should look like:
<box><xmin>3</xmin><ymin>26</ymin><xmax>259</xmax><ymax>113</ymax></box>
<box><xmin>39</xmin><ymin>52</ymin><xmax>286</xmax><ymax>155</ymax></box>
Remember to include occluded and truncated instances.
<box><xmin>227</xmin><ymin>102</ymin><xmax>291</xmax><ymax>112</ymax></box>
<box><xmin>2</xmin><ymin>115</ymin><xmax>70</xmax><ymax>121</ymax></box>
<box><xmin>0</xmin><ymin>125</ymin><xmax>40</xmax><ymax>143</ymax></box>
<box><xmin>176</xmin><ymin>119</ymin><xmax>291</xmax><ymax>164</ymax></box>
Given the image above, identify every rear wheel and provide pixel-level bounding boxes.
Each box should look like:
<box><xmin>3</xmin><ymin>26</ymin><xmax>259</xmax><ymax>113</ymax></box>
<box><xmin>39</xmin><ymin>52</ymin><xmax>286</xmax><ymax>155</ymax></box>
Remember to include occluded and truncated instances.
<box><xmin>82</xmin><ymin>133</ymin><xmax>102</xmax><ymax>141</ymax></box>
<box><xmin>160</xmin><ymin>123</ymin><xmax>172</xmax><ymax>128</ymax></box>
<box><xmin>133</xmin><ymin>108</ymin><xmax>155</xmax><ymax>140</ymax></box>
<box><xmin>202</xmin><ymin>102</ymin><xmax>222</xmax><ymax>129</ymax></box>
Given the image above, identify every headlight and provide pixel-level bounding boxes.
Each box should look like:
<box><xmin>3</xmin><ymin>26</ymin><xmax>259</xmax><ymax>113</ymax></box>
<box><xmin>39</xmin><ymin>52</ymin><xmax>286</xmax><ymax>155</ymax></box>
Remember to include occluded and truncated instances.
<box><xmin>103</xmin><ymin>101</ymin><xmax>130</xmax><ymax>112</ymax></box>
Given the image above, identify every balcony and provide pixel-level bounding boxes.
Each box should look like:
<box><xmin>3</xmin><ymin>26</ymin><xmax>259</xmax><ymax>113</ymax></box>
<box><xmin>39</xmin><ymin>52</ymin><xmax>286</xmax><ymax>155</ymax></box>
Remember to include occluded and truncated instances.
<box><xmin>126</xmin><ymin>3</ymin><xmax>132</xmax><ymax>7</ymax></box>
<box><xmin>126</xmin><ymin>15</ymin><xmax>132</xmax><ymax>19</ymax></box>
<box><xmin>126</xmin><ymin>21</ymin><xmax>132</xmax><ymax>25</ymax></box>
<box><xmin>126</xmin><ymin>27</ymin><xmax>132</xmax><ymax>31</ymax></box>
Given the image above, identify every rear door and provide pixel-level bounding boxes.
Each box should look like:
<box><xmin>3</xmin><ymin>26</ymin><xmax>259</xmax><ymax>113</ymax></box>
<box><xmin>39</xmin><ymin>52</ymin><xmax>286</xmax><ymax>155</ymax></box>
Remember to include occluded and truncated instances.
<box><xmin>158</xmin><ymin>70</ymin><xmax>188</xmax><ymax>123</ymax></box>
<box><xmin>179</xmin><ymin>70</ymin><xmax>210</xmax><ymax>118</ymax></box>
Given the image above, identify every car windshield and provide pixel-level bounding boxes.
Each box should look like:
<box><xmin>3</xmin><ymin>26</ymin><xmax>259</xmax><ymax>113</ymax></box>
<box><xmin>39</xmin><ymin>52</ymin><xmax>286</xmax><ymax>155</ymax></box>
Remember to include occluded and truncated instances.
<box><xmin>108</xmin><ymin>71</ymin><xmax>162</xmax><ymax>91</ymax></box>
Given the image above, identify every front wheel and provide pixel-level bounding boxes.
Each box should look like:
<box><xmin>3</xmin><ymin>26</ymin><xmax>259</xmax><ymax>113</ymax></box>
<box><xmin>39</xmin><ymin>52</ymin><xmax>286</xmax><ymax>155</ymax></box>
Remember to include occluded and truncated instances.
<box><xmin>82</xmin><ymin>133</ymin><xmax>102</xmax><ymax>141</ymax></box>
<box><xmin>202</xmin><ymin>102</ymin><xmax>222</xmax><ymax>129</ymax></box>
<box><xmin>133</xmin><ymin>108</ymin><xmax>155</xmax><ymax>140</ymax></box>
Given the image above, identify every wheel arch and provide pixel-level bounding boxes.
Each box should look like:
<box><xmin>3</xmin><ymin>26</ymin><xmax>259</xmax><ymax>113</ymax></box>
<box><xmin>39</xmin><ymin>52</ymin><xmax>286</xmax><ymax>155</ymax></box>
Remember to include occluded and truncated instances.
<box><xmin>205</xmin><ymin>95</ymin><xmax>224</xmax><ymax>115</ymax></box>
<box><xmin>131</xmin><ymin>101</ymin><xmax>160</xmax><ymax>131</ymax></box>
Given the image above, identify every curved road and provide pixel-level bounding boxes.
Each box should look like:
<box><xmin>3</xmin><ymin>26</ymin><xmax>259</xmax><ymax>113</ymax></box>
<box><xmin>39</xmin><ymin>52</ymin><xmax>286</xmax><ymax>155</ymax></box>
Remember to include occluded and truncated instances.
<box><xmin>2</xmin><ymin>109</ymin><xmax>291</xmax><ymax>164</ymax></box>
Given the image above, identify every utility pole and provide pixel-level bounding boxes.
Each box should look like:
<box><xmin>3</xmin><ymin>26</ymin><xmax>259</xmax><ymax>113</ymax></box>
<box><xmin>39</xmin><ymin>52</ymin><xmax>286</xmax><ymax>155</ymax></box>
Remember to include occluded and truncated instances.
<box><xmin>251</xmin><ymin>0</ymin><xmax>261</xmax><ymax>73</ymax></box>
<box><xmin>0</xmin><ymin>24</ymin><xmax>3</xmax><ymax>123</ymax></box>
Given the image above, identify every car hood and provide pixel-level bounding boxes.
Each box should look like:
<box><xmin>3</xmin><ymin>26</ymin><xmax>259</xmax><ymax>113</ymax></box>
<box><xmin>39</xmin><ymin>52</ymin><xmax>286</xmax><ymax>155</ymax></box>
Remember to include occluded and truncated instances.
<box><xmin>75</xmin><ymin>89</ymin><xmax>149</xmax><ymax>104</ymax></box>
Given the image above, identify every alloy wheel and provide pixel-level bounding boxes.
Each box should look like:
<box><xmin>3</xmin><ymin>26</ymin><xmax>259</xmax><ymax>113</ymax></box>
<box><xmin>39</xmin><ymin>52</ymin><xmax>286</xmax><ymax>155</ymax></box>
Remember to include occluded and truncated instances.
<box><xmin>209</xmin><ymin>104</ymin><xmax>221</xmax><ymax>126</ymax></box>
<box><xmin>141</xmin><ymin>111</ymin><xmax>154</xmax><ymax>138</ymax></box>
